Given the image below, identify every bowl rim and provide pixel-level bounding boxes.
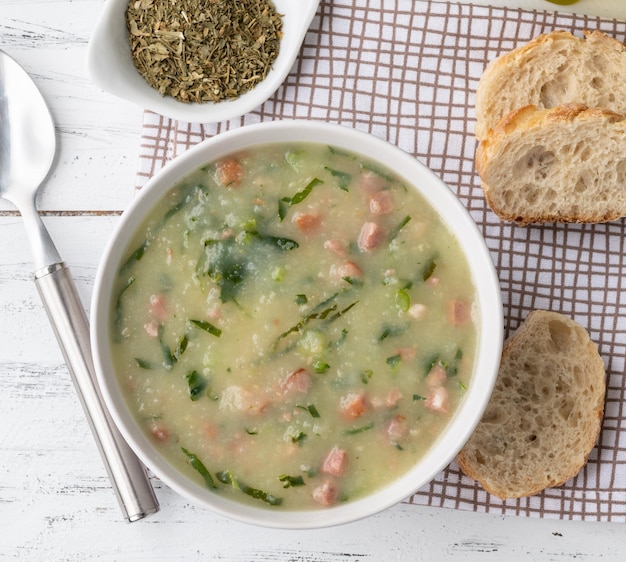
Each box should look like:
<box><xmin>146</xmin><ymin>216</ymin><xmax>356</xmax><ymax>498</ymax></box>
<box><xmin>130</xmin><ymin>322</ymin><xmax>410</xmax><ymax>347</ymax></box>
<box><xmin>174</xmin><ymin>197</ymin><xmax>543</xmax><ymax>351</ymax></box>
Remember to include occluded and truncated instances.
<box><xmin>91</xmin><ymin>120</ymin><xmax>503</xmax><ymax>529</ymax></box>
<box><xmin>86</xmin><ymin>0</ymin><xmax>321</xmax><ymax>123</ymax></box>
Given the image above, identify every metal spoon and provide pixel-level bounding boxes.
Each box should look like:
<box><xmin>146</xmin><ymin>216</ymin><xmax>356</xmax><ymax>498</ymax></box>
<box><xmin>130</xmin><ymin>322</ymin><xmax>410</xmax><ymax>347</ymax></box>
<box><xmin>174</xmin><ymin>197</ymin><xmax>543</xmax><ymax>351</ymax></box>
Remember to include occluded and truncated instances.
<box><xmin>0</xmin><ymin>49</ymin><xmax>159</xmax><ymax>521</ymax></box>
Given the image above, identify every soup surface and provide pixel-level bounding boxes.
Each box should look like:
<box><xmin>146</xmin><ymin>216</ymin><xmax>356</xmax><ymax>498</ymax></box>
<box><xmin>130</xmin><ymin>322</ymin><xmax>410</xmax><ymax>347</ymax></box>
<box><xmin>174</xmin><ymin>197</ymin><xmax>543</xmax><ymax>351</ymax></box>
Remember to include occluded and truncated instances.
<box><xmin>111</xmin><ymin>142</ymin><xmax>478</xmax><ymax>509</ymax></box>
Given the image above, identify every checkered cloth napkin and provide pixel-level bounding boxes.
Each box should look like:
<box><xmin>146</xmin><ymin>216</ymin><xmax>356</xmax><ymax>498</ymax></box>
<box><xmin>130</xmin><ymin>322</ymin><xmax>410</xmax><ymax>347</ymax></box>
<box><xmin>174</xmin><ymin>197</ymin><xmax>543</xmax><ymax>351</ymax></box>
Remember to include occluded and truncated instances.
<box><xmin>136</xmin><ymin>0</ymin><xmax>626</xmax><ymax>522</ymax></box>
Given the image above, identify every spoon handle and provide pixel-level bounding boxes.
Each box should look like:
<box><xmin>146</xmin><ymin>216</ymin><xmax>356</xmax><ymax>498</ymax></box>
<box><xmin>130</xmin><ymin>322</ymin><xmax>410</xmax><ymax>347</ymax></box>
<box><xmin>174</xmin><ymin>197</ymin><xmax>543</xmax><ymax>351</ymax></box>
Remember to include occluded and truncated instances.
<box><xmin>34</xmin><ymin>262</ymin><xmax>159</xmax><ymax>522</ymax></box>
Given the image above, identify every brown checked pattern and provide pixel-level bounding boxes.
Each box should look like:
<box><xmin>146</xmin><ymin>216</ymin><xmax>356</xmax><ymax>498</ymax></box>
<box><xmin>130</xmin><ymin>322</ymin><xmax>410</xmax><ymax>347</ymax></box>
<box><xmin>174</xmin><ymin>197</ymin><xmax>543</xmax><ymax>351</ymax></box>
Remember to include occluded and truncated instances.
<box><xmin>136</xmin><ymin>0</ymin><xmax>626</xmax><ymax>522</ymax></box>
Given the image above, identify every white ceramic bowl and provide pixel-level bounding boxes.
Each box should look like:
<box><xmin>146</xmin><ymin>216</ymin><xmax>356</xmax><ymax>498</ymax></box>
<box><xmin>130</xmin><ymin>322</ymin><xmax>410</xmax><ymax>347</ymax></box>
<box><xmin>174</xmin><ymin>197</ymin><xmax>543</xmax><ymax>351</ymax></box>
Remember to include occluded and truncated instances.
<box><xmin>91</xmin><ymin>121</ymin><xmax>503</xmax><ymax>529</ymax></box>
<box><xmin>87</xmin><ymin>0</ymin><xmax>320</xmax><ymax>123</ymax></box>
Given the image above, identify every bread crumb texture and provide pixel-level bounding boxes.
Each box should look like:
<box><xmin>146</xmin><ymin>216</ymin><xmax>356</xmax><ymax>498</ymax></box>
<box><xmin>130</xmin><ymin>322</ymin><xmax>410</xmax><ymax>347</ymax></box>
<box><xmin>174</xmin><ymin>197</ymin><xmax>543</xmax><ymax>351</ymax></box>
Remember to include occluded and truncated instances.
<box><xmin>457</xmin><ymin>310</ymin><xmax>606</xmax><ymax>499</ymax></box>
<box><xmin>476</xmin><ymin>103</ymin><xmax>626</xmax><ymax>224</ymax></box>
<box><xmin>475</xmin><ymin>30</ymin><xmax>626</xmax><ymax>141</ymax></box>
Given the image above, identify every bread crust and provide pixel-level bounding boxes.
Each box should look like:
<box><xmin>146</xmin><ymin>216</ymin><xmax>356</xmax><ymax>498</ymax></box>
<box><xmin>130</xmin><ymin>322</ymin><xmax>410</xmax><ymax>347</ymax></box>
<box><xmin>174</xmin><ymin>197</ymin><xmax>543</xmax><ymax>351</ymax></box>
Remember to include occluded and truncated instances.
<box><xmin>457</xmin><ymin>310</ymin><xmax>606</xmax><ymax>499</ymax></box>
<box><xmin>476</xmin><ymin>103</ymin><xmax>626</xmax><ymax>225</ymax></box>
<box><xmin>475</xmin><ymin>30</ymin><xmax>626</xmax><ymax>141</ymax></box>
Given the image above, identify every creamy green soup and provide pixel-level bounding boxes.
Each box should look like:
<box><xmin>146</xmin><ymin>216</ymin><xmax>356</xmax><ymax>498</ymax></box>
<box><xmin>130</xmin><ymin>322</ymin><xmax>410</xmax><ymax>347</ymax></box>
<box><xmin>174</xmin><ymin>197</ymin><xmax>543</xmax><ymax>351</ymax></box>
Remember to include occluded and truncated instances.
<box><xmin>111</xmin><ymin>142</ymin><xmax>477</xmax><ymax>509</ymax></box>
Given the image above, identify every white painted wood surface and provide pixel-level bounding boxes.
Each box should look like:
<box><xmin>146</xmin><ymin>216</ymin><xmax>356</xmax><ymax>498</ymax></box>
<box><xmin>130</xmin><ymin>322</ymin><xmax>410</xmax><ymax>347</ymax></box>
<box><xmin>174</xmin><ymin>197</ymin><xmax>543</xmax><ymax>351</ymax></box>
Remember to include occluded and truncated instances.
<box><xmin>1</xmin><ymin>1</ymin><xmax>625</xmax><ymax>560</ymax></box>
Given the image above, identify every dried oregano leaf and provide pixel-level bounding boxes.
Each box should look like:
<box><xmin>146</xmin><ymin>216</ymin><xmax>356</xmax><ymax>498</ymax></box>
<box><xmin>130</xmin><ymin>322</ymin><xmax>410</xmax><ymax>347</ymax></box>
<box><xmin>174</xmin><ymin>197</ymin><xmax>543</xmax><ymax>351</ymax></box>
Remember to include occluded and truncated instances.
<box><xmin>126</xmin><ymin>0</ymin><xmax>283</xmax><ymax>104</ymax></box>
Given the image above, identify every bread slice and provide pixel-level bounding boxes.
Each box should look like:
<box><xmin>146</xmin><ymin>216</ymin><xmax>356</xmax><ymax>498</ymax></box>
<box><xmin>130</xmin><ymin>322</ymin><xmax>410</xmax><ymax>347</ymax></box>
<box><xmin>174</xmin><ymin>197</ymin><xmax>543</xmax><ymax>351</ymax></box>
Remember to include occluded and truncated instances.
<box><xmin>475</xmin><ymin>30</ymin><xmax>626</xmax><ymax>141</ymax></box>
<box><xmin>476</xmin><ymin>103</ymin><xmax>626</xmax><ymax>225</ymax></box>
<box><xmin>457</xmin><ymin>310</ymin><xmax>605</xmax><ymax>500</ymax></box>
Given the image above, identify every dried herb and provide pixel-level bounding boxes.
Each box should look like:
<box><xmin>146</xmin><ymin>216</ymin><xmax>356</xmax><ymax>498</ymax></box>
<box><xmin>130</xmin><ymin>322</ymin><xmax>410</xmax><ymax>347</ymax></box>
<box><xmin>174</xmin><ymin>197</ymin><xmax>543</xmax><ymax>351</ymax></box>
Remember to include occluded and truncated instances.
<box><xmin>126</xmin><ymin>0</ymin><xmax>283</xmax><ymax>103</ymax></box>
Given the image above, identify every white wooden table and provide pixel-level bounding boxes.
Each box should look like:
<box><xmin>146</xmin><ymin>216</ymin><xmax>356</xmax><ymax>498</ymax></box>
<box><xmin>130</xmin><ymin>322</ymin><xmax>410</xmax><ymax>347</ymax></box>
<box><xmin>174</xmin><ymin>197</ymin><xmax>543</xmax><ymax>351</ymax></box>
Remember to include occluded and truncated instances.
<box><xmin>1</xmin><ymin>1</ymin><xmax>625</xmax><ymax>559</ymax></box>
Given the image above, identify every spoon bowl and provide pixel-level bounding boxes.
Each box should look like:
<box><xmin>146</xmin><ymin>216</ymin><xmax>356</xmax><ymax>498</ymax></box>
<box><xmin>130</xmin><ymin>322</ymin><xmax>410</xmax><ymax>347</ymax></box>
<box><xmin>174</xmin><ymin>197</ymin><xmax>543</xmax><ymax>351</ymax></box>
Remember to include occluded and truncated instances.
<box><xmin>87</xmin><ymin>0</ymin><xmax>321</xmax><ymax>123</ymax></box>
<box><xmin>0</xmin><ymin>50</ymin><xmax>59</xmax><ymax>269</ymax></box>
<box><xmin>0</xmin><ymin>53</ymin><xmax>55</xmax><ymax>211</ymax></box>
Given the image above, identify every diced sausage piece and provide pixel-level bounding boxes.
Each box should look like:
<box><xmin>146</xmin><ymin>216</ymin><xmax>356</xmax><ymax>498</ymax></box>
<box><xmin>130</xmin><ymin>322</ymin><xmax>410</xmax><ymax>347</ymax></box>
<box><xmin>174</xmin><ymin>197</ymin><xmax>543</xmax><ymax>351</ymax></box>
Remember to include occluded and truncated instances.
<box><xmin>148</xmin><ymin>420</ymin><xmax>170</xmax><ymax>442</ymax></box>
<box><xmin>448</xmin><ymin>300</ymin><xmax>471</xmax><ymax>326</ymax></box>
<box><xmin>330</xmin><ymin>261</ymin><xmax>363</xmax><ymax>283</ymax></box>
<box><xmin>407</xmin><ymin>303</ymin><xmax>427</xmax><ymax>320</ymax></box>
<box><xmin>426</xmin><ymin>364</ymin><xmax>447</xmax><ymax>388</ymax></box>
<box><xmin>425</xmin><ymin>385</ymin><xmax>449</xmax><ymax>413</ymax></box>
<box><xmin>216</xmin><ymin>158</ymin><xmax>244</xmax><ymax>187</ymax></box>
<box><xmin>370</xmin><ymin>389</ymin><xmax>403</xmax><ymax>410</ymax></box>
<box><xmin>386</xmin><ymin>388</ymin><xmax>403</xmax><ymax>407</ymax></box>
<box><xmin>312</xmin><ymin>480</ymin><xmax>339</xmax><ymax>506</ymax></box>
<box><xmin>358</xmin><ymin>170</ymin><xmax>386</xmax><ymax>194</ymax></box>
<box><xmin>397</xmin><ymin>347</ymin><xmax>416</xmax><ymax>361</ymax></box>
<box><xmin>149</xmin><ymin>294</ymin><xmax>168</xmax><ymax>321</ymax></box>
<box><xmin>322</xmin><ymin>446</ymin><xmax>348</xmax><ymax>477</ymax></box>
<box><xmin>357</xmin><ymin>222</ymin><xmax>384</xmax><ymax>252</ymax></box>
<box><xmin>283</xmin><ymin>368</ymin><xmax>311</xmax><ymax>395</ymax></box>
<box><xmin>292</xmin><ymin>211</ymin><xmax>321</xmax><ymax>233</ymax></box>
<box><xmin>340</xmin><ymin>392</ymin><xmax>368</xmax><ymax>418</ymax></box>
<box><xmin>369</xmin><ymin>190</ymin><xmax>394</xmax><ymax>215</ymax></box>
<box><xmin>385</xmin><ymin>415</ymin><xmax>408</xmax><ymax>444</ymax></box>
<box><xmin>324</xmin><ymin>238</ymin><xmax>346</xmax><ymax>257</ymax></box>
